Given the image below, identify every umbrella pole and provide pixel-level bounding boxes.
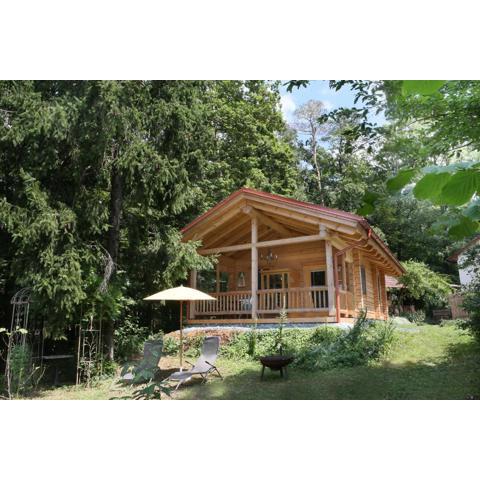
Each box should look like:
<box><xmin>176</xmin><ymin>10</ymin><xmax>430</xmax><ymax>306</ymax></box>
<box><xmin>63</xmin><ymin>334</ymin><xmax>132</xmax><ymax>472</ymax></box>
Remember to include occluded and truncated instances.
<box><xmin>179</xmin><ymin>300</ymin><xmax>183</xmax><ymax>371</ymax></box>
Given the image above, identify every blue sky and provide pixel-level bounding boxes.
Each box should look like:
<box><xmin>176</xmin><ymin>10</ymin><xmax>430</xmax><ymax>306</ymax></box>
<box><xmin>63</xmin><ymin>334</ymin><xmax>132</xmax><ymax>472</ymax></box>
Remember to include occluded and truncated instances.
<box><xmin>279</xmin><ymin>80</ymin><xmax>385</xmax><ymax>126</ymax></box>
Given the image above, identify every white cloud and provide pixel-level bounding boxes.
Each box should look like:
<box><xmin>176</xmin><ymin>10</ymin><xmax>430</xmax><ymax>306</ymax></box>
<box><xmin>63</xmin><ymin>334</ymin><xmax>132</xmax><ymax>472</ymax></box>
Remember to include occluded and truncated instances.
<box><xmin>280</xmin><ymin>94</ymin><xmax>296</xmax><ymax>121</ymax></box>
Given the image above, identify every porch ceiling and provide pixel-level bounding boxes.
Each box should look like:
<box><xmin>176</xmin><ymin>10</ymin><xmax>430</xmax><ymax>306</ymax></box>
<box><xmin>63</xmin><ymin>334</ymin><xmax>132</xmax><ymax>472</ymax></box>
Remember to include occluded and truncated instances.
<box><xmin>201</xmin><ymin>209</ymin><xmax>309</xmax><ymax>249</ymax></box>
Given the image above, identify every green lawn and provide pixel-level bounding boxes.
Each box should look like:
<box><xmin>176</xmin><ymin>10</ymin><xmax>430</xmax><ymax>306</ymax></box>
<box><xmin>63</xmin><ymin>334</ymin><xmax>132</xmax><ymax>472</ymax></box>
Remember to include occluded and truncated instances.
<box><xmin>36</xmin><ymin>324</ymin><xmax>480</xmax><ymax>400</ymax></box>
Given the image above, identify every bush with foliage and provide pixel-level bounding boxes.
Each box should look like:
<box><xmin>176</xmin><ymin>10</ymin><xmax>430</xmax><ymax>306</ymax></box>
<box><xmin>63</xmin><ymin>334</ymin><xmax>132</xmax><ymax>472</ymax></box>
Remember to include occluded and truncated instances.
<box><xmin>404</xmin><ymin>310</ymin><xmax>426</xmax><ymax>325</ymax></box>
<box><xmin>114</xmin><ymin>318</ymin><xmax>149</xmax><ymax>362</ymax></box>
<box><xmin>162</xmin><ymin>335</ymin><xmax>180</xmax><ymax>356</ymax></box>
<box><xmin>294</xmin><ymin>312</ymin><xmax>396</xmax><ymax>371</ymax></box>
<box><xmin>164</xmin><ymin>312</ymin><xmax>396</xmax><ymax>373</ymax></box>
<box><xmin>0</xmin><ymin>328</ymin><xmax>44</xmax><ymax>398</ymax></box>
<box><xmin>220</xmin><ymin>327</ymin><xmax>341</xmax><ymax>360</ymax></box>
<box><xmin>396</xmin><ymin>260</ymin><xmax>452</xmax><ymax>313</ymax></box>
<box><xmin>130</xmin><ymin>380</ymin><xmax>171</xmax><ymax>400</ymax></box>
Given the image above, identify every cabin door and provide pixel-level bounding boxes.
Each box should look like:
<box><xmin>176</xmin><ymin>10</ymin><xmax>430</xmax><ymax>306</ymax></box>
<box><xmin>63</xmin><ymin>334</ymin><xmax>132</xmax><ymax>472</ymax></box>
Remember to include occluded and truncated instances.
<box><xmin>261</xmin><ymin>271</ymin><xmax>289</xmax><ymax>309</ymax></box>
<box><xmin>306</xmin><ymin>268</ymin><xmax>328</xmax><ymax>309</ymax></box>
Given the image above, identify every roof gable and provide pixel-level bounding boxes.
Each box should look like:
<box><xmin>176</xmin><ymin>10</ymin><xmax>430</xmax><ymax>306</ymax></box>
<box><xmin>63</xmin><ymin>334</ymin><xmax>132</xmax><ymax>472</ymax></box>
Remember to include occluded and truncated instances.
<box><xmin>182</xmin><ymin>188</ymin><xmax>362</xmax><ymax>236</ymax></box>
<box><xmin>182</xmin><ymin>188</ymin><xmax>404</xmax><ymax>276</ymax></box>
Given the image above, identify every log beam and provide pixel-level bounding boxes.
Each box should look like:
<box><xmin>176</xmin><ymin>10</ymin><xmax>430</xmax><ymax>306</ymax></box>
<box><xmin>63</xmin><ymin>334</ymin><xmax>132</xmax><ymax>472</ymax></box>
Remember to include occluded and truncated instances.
<box><xmin>199</xmin><ymin>231</ymin><xmax>327</xmax><ymax>255</ymax></box>
<box><xmin>325</xmin><ymin>239</ymin><xmax>336</xmax><ymax>317</ymax></box>
<box><xmin>242</xmin><ymin>206</ymin><xmax>294</xmax><ymax>237</ymax></box>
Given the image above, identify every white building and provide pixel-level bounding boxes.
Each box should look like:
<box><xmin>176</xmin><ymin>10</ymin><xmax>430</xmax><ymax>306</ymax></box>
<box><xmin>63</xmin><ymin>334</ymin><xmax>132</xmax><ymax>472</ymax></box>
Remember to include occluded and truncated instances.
<box><xmin>449</xmin><ymin>236</ymin><xmax>480</xmax><ymax>287</ymax></box>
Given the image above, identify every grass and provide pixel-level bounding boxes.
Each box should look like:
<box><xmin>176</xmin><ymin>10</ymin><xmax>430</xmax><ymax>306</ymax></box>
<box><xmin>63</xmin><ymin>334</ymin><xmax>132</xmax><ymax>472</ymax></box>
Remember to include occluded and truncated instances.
<box><xmin>34</xmin><ymin>324</ymin><xmax>480</xmax><ymax>400</ymax></box>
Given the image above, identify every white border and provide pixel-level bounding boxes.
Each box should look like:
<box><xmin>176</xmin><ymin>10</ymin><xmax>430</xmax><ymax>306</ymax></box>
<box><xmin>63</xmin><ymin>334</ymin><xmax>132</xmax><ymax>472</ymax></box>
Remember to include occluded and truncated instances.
<box><xmin>1</xmin><ymin>0</ymin><xmax>479</xmax><ymax>79</ymax></box>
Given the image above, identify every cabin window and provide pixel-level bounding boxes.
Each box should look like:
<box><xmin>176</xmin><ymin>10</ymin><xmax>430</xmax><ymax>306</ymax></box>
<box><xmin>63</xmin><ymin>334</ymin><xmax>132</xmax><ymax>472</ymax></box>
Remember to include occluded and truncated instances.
<box><xmin>197</xmin><ymin>270</ymin><xmax>216</xmax><ymax>293</ymax></box>
<box><xmin>219</xmin><ymin>272</ymin><xmax>229</xmax><ymax>292</ymax></box>
<box><xmin>360</xmin><ymin>265</ymin><xmax>367</xmax><ymax>295</ymax></box>
<box><xmin>310</xmin><ymin>270</ymin><xmax>326</xmax><ymax>287</ymax></box>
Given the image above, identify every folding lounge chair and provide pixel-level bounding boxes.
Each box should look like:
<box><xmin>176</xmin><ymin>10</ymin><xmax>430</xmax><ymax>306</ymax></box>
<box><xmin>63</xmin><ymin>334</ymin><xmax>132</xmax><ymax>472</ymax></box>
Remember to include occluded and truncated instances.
<box><xmin>168</xmin><ymin>336</ymin><xmax>222</xmax><ymax>390</ymax></box>
<box><xmin>120</xmin><ymin>339</ymin><xmax>163</xmax><ymax>384</ymax></box>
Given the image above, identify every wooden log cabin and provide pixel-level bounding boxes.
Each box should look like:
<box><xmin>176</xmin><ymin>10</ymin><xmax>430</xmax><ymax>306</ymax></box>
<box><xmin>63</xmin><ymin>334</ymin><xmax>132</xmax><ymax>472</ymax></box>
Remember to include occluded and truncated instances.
<box><xmin>182</xmin><ymin>188</ymin><xmax>404</xmax><ymax>325</ymax></box>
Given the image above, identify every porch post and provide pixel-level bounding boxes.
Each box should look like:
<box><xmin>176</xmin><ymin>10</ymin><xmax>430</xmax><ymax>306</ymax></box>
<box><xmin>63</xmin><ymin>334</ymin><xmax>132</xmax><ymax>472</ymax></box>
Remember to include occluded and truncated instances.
<box><xmin>190</xmin><ymin>269</ymin><xmax>197</xmax><ymax>319</ymax></box>
<box><xmin>381</xmin><ymin>270</ymin><xmax>388</xmax><ymax>320</ymax></box>
<box><xmin>325</xmin><ymin>240</ymin><xmax>336</xmax><ymax>319</ymax></box>
<box><xmin>372</xmin><ymin>266</ymin><xmax>379</xmax><ymax>319</ymax></box>
<box><xmin>251</xmin><ymin>216</ymin><xmax>258</xmax><ymax>319</ymax></box>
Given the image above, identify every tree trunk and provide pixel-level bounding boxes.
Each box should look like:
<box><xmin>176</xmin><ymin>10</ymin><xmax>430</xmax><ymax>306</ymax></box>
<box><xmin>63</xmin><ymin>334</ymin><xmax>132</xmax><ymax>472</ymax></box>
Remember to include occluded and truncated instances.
<box><xmin>311</xmin><ymin>135</ymin><xmax>324</xmax><ymax>204</ymax></box>
<box><xmin>104</xmin><ymin>164</ymin><xmax>123</xmax><ymax>361</ymax></box>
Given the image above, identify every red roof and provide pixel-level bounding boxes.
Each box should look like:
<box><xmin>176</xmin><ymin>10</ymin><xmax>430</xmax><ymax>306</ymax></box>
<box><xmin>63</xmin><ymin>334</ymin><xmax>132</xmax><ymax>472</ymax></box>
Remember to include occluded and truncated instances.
<box><xmin>448</xmin><ymin>235</ymin><xmax>480</xmax><ymax>262</ymax></box>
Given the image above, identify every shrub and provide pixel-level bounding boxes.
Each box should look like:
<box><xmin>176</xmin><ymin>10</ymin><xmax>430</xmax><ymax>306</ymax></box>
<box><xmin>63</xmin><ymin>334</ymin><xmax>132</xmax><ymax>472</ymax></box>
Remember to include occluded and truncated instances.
<box><xmin>397</xmin><ymin>260</ymin><xmax>452</xmax><ymax>313</ymax></box>
<box><xmin>184</xmin><ymin>334</ymin><xmax>207</xmax><ymax>357</ymax></box>
<box><xmin>221</xmin><ymin>327</ymin><xmax>322</xmax><ymax>359</ymax></box>
<box><xmin>131</xmin><ymin>380</ymin><xmax>171</xmax><ymax>400</ymax></box>
<box><xmin>8</xmin><ymin>344</ymin><xmax>33</xmax><ymax>393</ymax></box>
<box><xmin>114</xmin><ymin>318</ymin><xmax>149</xmax><ymax>362</ymax></box>
<box><xmin>5</xmin><ymin>342</ymin><xmax>44</xmax><ymax>397</ymax></box>
<box><xmin>220</xmin><ymin>327</ymin><xmax>344</xmax><ymax>361</ymax></box>
<box><xmin>439</xmin><ymin>318</ymin><xmax>467</xmax><ymax>328</ymax></box>
<box><xmin>294</xmin><ymin>313</ymin><xmax>396</xmax><ymax>371</ymax></box>
<box><xmin>161</xmin><ymin>314</ymin><xmax>397</xmax><ymax>373</ymax></box>
<box><xmin>404</xmin><ymin>311</ymin><xmax>426</xmax><ymax>324</ymax></box>
<box><xmin>162</xmin><ymin>334</ymin><xmax>207</xmax><ymax>357</ymax></box>
<box><xmin>162</xmin><ymin>336</ymin><xmax>180</xmax><ymax>356</ymax></box>
<box><xmin>100</xmin><ymin>359</ymin><xmax>118</xmax><ymax>377</ymax></box>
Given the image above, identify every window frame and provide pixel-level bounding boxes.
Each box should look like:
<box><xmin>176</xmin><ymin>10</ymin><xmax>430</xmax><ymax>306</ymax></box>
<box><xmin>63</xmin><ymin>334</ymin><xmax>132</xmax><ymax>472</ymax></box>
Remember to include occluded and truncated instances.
<box><xmin>360</xmin><ymin>265</ymin><xmax>367</xmax><ymax>296</ymax></box>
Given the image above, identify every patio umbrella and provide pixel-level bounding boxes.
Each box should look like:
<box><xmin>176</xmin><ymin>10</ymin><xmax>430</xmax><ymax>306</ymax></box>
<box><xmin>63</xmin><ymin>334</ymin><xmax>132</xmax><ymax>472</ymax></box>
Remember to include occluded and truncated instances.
<box><xmin>144</xmin><ymin>285</ymin><xmax>216</xmax><ymax>370</ymax></box>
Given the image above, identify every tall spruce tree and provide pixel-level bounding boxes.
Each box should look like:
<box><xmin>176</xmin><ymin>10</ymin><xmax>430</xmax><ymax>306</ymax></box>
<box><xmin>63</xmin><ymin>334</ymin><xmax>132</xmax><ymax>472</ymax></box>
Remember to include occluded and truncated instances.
<box><xmin>0</xmin><ymin>80</ymin><xmax>300</xmax><ymax>358</ymax></box>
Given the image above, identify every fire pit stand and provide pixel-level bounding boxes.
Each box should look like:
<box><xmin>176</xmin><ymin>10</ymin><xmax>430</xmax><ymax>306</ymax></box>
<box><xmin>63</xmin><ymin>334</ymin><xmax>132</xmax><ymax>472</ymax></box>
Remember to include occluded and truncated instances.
<box><xmin>259</xmin><ymin>355</ymin><xmax>294</xmax><ymax>380</ymax></box>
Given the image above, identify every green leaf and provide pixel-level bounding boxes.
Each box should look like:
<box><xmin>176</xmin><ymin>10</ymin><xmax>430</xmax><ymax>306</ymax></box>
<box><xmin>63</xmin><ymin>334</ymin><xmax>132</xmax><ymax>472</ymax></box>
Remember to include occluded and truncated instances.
<box><xmin>401</xmin><ymin>80</ymin><xmax>446</xmax><ymax>96</ymax></box>
<box><xmin>386</xmin><ymin>168</ymin><xmax>418</xmax><ymax>192</ymax></box>
<box><xmin>362</xmin><ymin>191</ymin><xmax>380</xmax><ymax>204</ymax></box>
<box><xmin>413</xmin><ymin>172</ymin><xmax>452</xmax><ymax>201</ymax></box>
<box><xmin>437</xmin><ymin>169</ymin><xmax>480</xmax><ymax>206</ymax></box>
<box><xmin>356</xmin><ymin>190</ymin><xmax>379</xmax><ymax>216</ymax></box>
<box><xmin>463</xmin><ymin>199</ymin><xmax>480</xmax><ymax>221</ymax></box>
<box><xmin>448</xmin><ymin>216</ymin><xmax>479</xmax><ymax>239</ymax></box>
<box><xmin>422</xmin><ymin>161</ymin><xmax>476</xmax><ymax>175</ymax></box>
<box><xmin>357</xmin><ymin>203</ymin><xmax>374</xmax><ymax>216</ymax></box>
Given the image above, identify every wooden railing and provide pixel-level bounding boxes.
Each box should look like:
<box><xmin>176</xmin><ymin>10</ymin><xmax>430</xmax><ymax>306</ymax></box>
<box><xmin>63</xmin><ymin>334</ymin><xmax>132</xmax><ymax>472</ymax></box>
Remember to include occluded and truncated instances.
<box><xmin>258</xmin><ymin>287</ymin><xmax>328</xmax><ymax>313</ymax></box>
<box><xmin>194</xmin><ymin>290</ymin><xmax>252</xmax><ymax>316</ymax></box>
<box><xmin>194</xmin><ymin>286</ymin><xmax>329</xmax><ymax>316</ymax></box>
